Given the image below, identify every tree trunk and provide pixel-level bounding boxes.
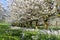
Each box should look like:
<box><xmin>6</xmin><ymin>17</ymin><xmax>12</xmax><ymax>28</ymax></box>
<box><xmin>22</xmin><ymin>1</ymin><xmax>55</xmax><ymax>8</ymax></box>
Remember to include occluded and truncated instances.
<box><xmin>36</xmin><ymin>21</ymin><xmax>38</xmax><ymax>29</ymax></box>
<box><xmin>30</xmin><ymin>21</ymin><xmax>32</xmax><ymax>27</ymax></box>
<box><xmin>42</xmin><ymin>15</ymin><xmax>49</xmax><ymax>29</ymax></box>
<box><xmin>44</xmin><ymin>21</ymin><xmax>48</xmax><ymax>29</ymax></box>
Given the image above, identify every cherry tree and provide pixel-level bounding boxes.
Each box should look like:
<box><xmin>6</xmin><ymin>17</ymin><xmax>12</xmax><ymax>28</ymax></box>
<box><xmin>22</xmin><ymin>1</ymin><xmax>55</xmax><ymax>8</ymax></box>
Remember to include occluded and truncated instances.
<box><xmin>9</xmin><ymin>0</ymin><xmax>57</xmax><ymax>29</ymax></box>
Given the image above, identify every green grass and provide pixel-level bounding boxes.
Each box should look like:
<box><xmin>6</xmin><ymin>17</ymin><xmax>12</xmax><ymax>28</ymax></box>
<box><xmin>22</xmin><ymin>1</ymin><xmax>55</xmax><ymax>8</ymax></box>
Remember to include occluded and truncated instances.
<box><xmin>35</xmin><ymin>26</ymin><xmax>60</xmax><ymax>30</ymax></box>
<box><xmin>0</xmin><ymin>36</ymin><xmax>20</xmax><ymax>40</ymax></box>
<box><xmin>0</xmin><ymin>22</ymin><xmax>10</xmax><ymax>29</ymax></box>
<box><xmin>0</xmin><ymin>22</ymin><xmax>60</xmax><ymax>40</ymax></box>
<box><xmin>0</xmin><ymin>29</ymin><xmax>60</xmax><ymax>40</ymax></box>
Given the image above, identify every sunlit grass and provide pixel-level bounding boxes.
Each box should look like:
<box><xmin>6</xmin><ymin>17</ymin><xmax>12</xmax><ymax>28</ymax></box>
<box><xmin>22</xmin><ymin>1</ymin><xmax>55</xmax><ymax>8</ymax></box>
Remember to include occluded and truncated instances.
<box><xmin>0</xmin><ymin>29</ymin><xmax>60</xmax><ymax>40</ymax></box>
<box><xmin>0</xmin><ymin>22</ymin><xmax>10</xmax><ymax>29</ymax></box>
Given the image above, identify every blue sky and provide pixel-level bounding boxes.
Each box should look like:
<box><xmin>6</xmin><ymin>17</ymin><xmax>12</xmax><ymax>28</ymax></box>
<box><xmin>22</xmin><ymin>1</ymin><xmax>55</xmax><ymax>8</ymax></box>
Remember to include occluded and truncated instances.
<box><xmin>0</xmin><ymin>0</ymin><xmax>13</xmax><ymax>11</ymax></box>
<box><xmin>0</xmin><ymin>0</ymin><xmax>8</xmax><ymax>10</ymax></box>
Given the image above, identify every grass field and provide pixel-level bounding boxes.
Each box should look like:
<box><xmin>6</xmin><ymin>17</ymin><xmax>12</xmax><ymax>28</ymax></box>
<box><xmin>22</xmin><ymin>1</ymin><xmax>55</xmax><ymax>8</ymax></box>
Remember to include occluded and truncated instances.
<box><xmin>0</xmin><ymin>29</ymin><xmax>60</xmax><ymax>40</ymax></box>
<box><xmin>0</xmin><ymin>22</ymin><xmax>60</xmax><ymax>40</ymax></box>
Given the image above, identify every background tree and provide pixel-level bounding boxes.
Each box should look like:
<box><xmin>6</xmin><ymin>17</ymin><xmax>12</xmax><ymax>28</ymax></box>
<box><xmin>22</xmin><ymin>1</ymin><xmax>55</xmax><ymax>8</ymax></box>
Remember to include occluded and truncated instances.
<box><xmin>0</xmin><ymin>4</ymin><xmax>6</xmax><ymax>22</ymax></box>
